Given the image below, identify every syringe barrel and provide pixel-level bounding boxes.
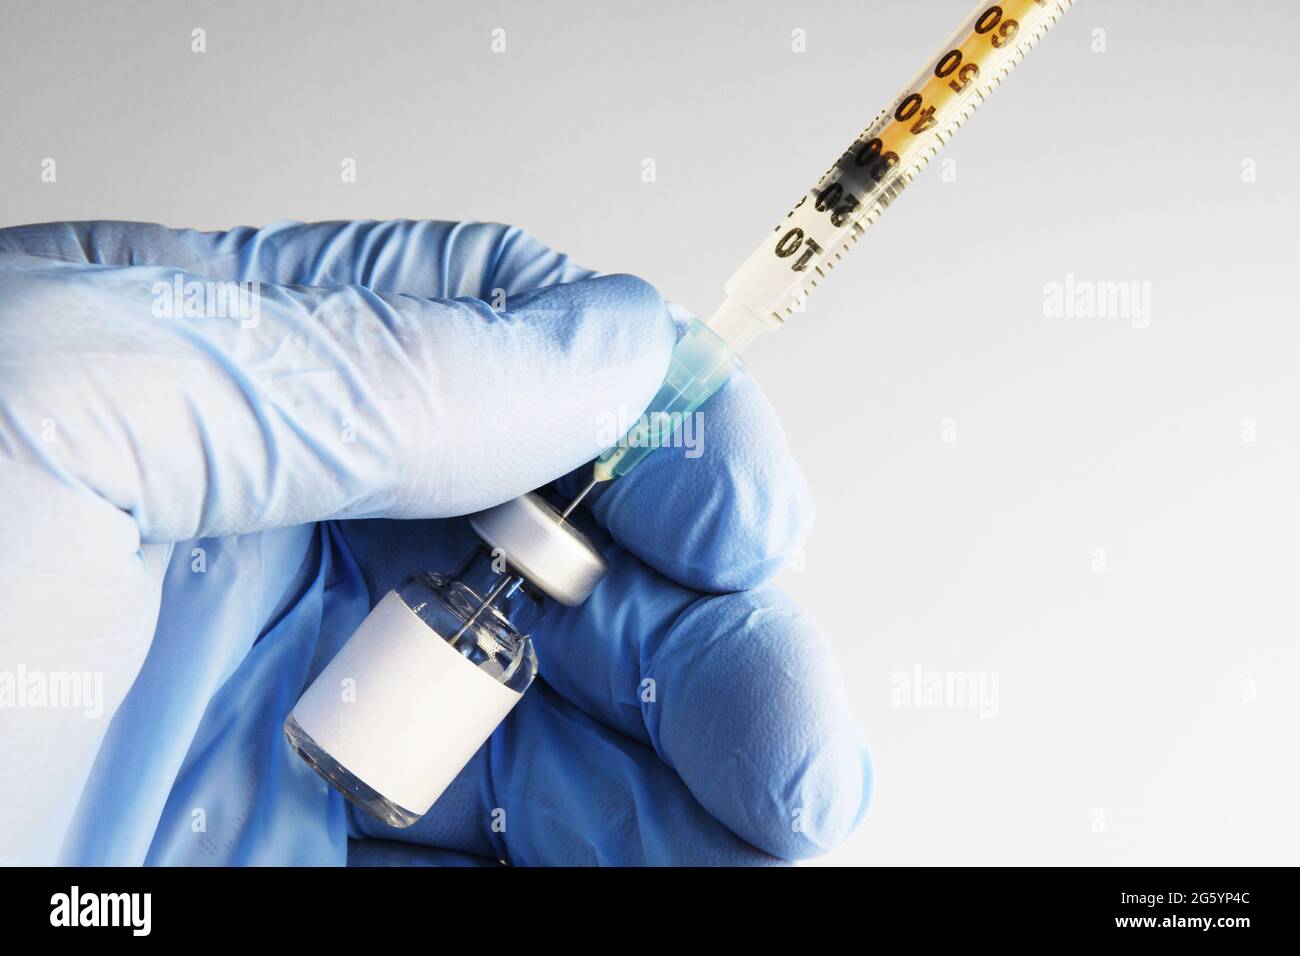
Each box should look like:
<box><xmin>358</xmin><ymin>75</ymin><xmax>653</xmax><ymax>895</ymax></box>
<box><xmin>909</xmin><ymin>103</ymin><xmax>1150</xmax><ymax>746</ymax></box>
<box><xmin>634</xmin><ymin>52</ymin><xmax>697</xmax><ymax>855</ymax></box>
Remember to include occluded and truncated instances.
<box><xmin>593</xmin><ymin>0</ymin><xmax>1072</xmax><ymax>483</ymax></box>
<box><xmin>725</xmin><ymin>0</ymin><xmax>1072</xmax><ymax>326</ymax></box>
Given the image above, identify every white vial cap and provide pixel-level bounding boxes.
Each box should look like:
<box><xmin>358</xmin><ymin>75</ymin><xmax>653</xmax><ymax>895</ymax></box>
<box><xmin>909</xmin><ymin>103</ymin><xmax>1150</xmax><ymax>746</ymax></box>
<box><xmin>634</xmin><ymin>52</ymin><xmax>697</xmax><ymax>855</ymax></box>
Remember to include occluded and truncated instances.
<box><xmin>469</xmin><ymin>492</ymin><xmax>608</xmax><ymax>607</ymax></box>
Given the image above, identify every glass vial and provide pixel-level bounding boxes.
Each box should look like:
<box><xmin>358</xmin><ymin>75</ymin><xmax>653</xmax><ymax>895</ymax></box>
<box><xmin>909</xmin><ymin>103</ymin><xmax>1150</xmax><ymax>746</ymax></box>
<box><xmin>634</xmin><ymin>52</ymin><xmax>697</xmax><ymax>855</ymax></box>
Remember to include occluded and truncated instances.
<box><xmin>285</xmin><ymin>546</ymin><xmax>546</xmax><ymax>828</ymax></box>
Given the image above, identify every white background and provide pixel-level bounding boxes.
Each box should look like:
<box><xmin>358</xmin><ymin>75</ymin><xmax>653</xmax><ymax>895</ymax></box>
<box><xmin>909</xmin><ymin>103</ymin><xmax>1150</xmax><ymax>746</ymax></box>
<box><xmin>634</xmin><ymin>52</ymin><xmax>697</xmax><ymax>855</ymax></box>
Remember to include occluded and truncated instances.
<box><xmin>3</xmin><ymin>0</ymin><xmax>1296</xmax><ymax>864</ymax></box>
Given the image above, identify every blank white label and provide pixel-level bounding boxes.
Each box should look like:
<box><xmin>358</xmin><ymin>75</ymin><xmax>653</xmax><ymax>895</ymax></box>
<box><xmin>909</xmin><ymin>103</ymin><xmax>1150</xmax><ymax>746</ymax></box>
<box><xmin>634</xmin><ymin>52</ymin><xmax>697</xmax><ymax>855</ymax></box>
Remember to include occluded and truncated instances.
<box><xmin>290</xmin><ymin>590</ymin><xmax>522</xmax><ymax>816</ymax></box>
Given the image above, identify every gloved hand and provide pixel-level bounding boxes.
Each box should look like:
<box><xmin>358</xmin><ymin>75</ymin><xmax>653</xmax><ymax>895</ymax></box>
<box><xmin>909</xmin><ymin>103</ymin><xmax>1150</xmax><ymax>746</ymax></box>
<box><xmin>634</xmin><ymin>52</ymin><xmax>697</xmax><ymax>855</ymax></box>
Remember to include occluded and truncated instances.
<box><xmin>0</xmin><ymin>220</ymin><xmax>871</xmax><ymax>866</ymax></box>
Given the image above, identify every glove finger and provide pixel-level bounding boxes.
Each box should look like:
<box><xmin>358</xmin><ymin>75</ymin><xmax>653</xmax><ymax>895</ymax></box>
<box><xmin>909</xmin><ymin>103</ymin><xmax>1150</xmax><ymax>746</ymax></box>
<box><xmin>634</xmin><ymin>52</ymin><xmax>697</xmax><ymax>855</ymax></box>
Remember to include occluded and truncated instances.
<box><xmin>0</xmin><ymin>259</ymin><xmax>673</xmax><ymax>541</ymax></box>
<box><xmin>349</xmin><ymin>681</ymin><xmax>784</xmax><ymax>866</ymax></box>
<box><xmin>555</xmin><ymin>358</ymin><xmax>814</xmax><ymax>592</ymax></box>
<box><xmin>338</xmin><ymin>522</ymin><xmax>780</xmax><ymax>868</ymax></box>
<box><xmin>532</xmin><ymin>519</ymin><xmax>872</xmax><ymax>860</ymax></box>
<box><xmin>0</xmin><ymin>219</ymin><xmax>595</xmax><ymax>302</ymax></box>
<box><xmin>0</xmin><ymin>220</ymin><xmax>814</xmax><ymax>592</ymax></box>
<box><xmin>334</xmin><ymin>511</ymin><xmax>870</xmax><ymax>861</ymax></box>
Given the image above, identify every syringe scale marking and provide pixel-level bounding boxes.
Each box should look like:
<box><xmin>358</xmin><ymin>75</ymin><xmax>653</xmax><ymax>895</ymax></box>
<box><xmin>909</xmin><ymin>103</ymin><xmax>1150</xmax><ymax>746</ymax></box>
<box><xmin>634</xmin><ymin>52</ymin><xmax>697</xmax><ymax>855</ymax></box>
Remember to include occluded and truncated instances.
<box><xmin>585</xmin><ymin>0</ymin><xmax>1073</xmax><ymax>487</ymax></box>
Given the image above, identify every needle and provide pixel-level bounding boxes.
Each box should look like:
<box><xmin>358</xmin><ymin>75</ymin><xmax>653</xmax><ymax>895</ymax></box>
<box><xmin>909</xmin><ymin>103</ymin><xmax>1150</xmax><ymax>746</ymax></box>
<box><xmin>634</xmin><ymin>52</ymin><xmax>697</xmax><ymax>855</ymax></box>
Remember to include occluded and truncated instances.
<box><xmin>448</xmin><ymin>575</ymin><xmax>513</xmax><ymax>646</ymax></box>
<box><xmin>558</xmin><ymin>476</ymin><xmax>600</xmax><ymax>524</ymax></box>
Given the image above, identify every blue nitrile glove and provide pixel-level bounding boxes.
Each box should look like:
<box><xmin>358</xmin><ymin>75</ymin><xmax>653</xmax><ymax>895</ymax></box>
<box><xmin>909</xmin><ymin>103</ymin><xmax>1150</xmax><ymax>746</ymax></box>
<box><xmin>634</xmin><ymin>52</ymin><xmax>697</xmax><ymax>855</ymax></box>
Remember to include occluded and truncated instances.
<box><xmin>0</xmin><ymin>220</ymin><xmax>871</xmax><ymax>866</ymax></box>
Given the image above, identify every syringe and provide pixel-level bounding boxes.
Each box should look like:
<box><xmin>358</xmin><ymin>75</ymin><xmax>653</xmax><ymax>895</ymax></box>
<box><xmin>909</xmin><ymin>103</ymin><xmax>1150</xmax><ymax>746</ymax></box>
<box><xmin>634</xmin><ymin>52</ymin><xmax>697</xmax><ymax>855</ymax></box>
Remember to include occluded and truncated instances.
<box><xmin>289</xmin><ymin>1</ymin><xmax>1078</xmax><ymax>824</ymax></box>
<box><xmin>567</xmin><ymin>0</ymin><xmax>1073</xmax><ymax>511</ymax></box>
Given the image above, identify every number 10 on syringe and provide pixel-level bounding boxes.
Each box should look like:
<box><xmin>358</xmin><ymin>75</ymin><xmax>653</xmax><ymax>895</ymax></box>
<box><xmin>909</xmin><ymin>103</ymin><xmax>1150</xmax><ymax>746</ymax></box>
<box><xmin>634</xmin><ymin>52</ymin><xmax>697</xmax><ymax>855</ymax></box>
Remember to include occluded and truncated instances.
<box><xmin>589</xmin><ymin>0</ymin><xmax>1071</xmax><ymax>484</ymax></box>
<box><xmin>730</xmin><ymin>0</ymin><xmax>1073</xmax><ymax>328</ymax></box>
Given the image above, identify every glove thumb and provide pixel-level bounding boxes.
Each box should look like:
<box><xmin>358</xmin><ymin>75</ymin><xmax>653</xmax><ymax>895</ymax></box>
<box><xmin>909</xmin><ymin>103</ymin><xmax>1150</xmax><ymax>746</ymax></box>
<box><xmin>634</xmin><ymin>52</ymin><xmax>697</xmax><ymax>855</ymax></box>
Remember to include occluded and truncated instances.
<box><xmin>0</xmin><ymin>260</ymin><xmax>675</xmax><ymax>539</ymax></box>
